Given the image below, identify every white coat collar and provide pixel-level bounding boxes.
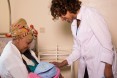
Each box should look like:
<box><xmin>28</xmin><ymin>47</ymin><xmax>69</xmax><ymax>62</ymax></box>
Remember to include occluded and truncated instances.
<box><xmin>77</xmin><ymin>5</ymin><xmax>85</xmax><ymax>20</ymax></box>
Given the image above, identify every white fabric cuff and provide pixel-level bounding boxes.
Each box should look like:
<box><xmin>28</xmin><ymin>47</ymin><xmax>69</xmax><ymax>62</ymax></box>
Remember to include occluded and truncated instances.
<box><xmin>66</xmin><ymin>57</ymin><xmax>73</xmax><ymax>65</ymax></box>
<box><xmin>100</xmin><ymin>49</ymin><xmax>114</xmax><ymax>65</ymax></box>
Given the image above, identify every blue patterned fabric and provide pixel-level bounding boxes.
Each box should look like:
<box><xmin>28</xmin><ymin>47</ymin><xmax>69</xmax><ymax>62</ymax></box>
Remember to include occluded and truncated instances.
<box><xmin>34</xmin><ymin>62</ymin><xmax>57</xmax><ymax>78</ymax></box>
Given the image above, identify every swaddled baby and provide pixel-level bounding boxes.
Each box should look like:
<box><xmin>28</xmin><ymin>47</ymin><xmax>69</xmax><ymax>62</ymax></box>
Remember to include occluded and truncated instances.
<box><xmin>28</xmin><ymin>62</ymin><xmax>60</xmax><ymax>78</ymax></box>
<box><xmin>22</xmin><ymin>49</ymin><xmax>60</xmax><ymax>78</ymax></box>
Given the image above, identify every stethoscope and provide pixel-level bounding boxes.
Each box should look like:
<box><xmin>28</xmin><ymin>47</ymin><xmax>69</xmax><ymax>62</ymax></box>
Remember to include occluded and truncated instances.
<box><xmin>76</xmin><ymin>19</ymin><xmax>80</xmax><ymax>36</ymax></box>
<box><xmin>76</xmin><ymin>26</ymin><xmax>78</xmax><ymax>36</ymax></box>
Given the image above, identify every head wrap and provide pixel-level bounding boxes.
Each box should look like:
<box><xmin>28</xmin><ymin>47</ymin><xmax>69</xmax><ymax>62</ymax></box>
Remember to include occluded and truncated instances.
<box><xmin>6</xmin><ymin>18</ymin><xmax>38</xmax><ymax>39</ymax></box>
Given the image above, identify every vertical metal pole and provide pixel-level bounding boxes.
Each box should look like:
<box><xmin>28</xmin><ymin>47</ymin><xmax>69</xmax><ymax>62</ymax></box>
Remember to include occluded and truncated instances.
<box><xmin>7</xmin><ymin>0</ymin><xmax>11</xmax><ymax>32</ymax></box>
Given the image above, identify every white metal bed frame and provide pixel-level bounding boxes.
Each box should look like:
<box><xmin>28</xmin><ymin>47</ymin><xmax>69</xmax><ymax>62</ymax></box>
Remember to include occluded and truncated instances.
<box><xmin>38</xmin><ymin>45</ymin><xmax>74</xmax><ymax>78</ymax></box>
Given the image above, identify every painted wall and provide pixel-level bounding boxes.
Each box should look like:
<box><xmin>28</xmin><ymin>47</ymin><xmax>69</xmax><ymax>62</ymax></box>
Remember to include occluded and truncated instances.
<box><xmin>9</xmin><ymin>0</ymin><xmax>117</xmax><ymax>78</ymax></box>
<box><xmin>0</xmin><ymin>0</ymin><xmax>10</xmax><ymax>33</ymax></box>
<box><xmin>10</xmin><ymin>0</ymin><xmax>73</xmax><ymax>49</ymax></box>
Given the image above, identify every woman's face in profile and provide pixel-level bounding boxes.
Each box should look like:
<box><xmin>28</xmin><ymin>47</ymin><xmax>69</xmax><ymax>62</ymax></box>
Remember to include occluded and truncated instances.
<box><xmin>18</xmin><ymin>34</ymin><xmax>33</xmax><ymax>53</ymax></box>
<box><xmin>60</xmin><ymin>11</ymin><xmax>76</xmax><ymax>23</ymax></box>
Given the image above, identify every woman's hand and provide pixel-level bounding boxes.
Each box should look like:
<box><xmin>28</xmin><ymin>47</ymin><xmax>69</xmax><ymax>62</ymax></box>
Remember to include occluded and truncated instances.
<box><xmin>51</xmin><ymin>62</ymin><xmax>63</xmax><ymax>68</ymax></box>
<box><xmin>104</xmin><ymin>63</ymin><xmax>113</xmax><ymax>78</ymax></box>
<box><xmin>51</xmin><ymin>60</ymin><xmax>68</xmax><ymax>68</ymax></box>
<box><xmin>50</xmin><ymin>60</ymin><xmax>68</xmax><ymax>78</ymax></box>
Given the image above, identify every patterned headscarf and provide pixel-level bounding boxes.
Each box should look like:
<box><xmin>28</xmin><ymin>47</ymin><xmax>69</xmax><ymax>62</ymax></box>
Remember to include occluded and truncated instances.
<box><xmin>6</xmin><ymin>18</ymin><xmax>38</xmax><ymax>39</ymax></box>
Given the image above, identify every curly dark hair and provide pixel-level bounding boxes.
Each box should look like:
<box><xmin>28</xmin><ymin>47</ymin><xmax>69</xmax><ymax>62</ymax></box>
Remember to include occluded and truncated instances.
<box><xmin>50</xmin><ymin>0</ymin><xmax>82</xmax><ymax>20</ymax></box>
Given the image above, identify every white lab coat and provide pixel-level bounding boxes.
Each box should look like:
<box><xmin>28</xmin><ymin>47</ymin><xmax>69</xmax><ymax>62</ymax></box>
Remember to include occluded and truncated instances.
<box><xmin>66</xmin><ymin>6</ymin><xmax>116</xmax><ymax>78</ymax></box>
<box><xmin>0</xmin><ymin>41</ymin><xmax>39</xmax><ymax>78</ymax></box>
